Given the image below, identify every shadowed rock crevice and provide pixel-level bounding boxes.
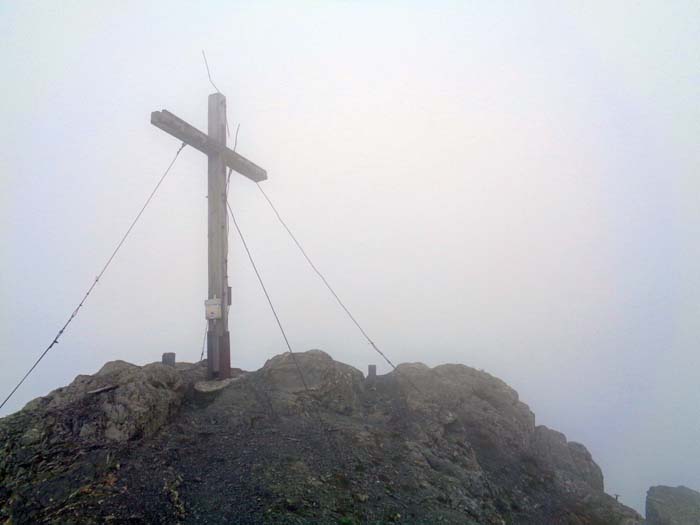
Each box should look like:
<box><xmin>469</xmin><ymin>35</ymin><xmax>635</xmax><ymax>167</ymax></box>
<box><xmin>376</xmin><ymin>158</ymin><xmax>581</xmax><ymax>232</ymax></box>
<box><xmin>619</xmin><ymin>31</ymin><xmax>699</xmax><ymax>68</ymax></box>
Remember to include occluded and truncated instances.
<box><xmin>0</xmin><ymin>350</ymin><xmax>643</xmax><ymax>524</ymax></box>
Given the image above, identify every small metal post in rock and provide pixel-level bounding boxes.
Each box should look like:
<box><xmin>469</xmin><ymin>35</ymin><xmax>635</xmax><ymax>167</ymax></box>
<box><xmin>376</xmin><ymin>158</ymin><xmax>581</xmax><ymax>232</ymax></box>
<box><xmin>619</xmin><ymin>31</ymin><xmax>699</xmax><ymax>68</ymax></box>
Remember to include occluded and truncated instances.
<box><xmin>151</xmin><ymin>94</ymin><xmax>267</xmax><ymax>379</ymax></box>
<box><xmin>162</xmin><ymin>352</ymin><xmax>176</xmax><ymax>367</ymax></box>
<box><xmin>368</xmin><ymin>364</ymin><xmax>377</xmax><ymax>383</ymax></box>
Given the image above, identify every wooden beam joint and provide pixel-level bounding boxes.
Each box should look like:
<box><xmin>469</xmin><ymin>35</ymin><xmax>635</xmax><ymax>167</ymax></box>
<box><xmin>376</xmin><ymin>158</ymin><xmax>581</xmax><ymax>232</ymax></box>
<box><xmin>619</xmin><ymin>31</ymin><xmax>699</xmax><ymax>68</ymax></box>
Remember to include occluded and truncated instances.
<box><xmin>151</xmin><ymin>110</ymin><xmax>267</xmax><ymax>182</ymax></box>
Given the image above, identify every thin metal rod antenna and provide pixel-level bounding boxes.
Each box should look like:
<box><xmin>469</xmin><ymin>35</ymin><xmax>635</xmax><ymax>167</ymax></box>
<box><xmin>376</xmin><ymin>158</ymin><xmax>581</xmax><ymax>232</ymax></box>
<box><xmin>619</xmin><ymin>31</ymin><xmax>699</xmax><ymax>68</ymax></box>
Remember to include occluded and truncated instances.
<box><xmin>201</xmin><ymin>49</ymin><xmax>221</xmax><ymax>94</ymax></box>
<box><xmin>201</xmin><ymin>49</ymin><xmax>231</xmax><ymax>138</ymax></box>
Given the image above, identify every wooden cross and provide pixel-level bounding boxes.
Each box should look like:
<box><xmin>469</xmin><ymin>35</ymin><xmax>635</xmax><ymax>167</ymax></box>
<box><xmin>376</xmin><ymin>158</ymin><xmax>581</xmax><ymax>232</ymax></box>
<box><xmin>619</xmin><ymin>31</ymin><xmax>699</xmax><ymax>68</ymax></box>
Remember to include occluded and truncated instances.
<box><xmin>151</xmin><ymin>93</ymin><xmax>267</xmax><ymax>379</ymax></box>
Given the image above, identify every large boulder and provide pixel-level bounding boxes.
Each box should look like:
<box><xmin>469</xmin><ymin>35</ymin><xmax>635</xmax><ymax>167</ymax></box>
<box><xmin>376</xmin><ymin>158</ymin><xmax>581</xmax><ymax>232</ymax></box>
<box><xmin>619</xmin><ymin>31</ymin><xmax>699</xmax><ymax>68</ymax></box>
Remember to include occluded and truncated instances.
<box><xmin>646</xmin><ymin>485</ymin><xmax>700</xmax><ymax>525</ymax></box>
<box><xmin>22</xmin><ymin>360</ymin><xmax>185</xmax><ymax>442</ymax></box>
<box><xmin>374</xmin><ymin>361</ymin><xmax>641</xmax><ymax>523</ymax></box>
<box><xmin>388</xmin><ymin>361</ymin><xmax>536</xmax><ymax>472</ymax></box>
<box><xmin>258</xmin><ymin>349</ymin><xmax>365</xmax><ymax>414</ymax></box>
<box><xmin>0</xmin><ymin>359</ymin><xmax>196</xmax><ymax>523</ymax></box>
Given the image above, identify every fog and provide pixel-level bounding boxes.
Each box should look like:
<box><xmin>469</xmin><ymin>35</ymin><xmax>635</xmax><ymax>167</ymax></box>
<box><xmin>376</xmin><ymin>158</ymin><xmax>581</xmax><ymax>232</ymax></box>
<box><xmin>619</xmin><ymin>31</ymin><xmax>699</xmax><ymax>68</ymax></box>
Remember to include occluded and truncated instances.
<box><xmin>1</xmin><ymin>1</ymin><xmax>698</xmax><ymax>514</ymax></box>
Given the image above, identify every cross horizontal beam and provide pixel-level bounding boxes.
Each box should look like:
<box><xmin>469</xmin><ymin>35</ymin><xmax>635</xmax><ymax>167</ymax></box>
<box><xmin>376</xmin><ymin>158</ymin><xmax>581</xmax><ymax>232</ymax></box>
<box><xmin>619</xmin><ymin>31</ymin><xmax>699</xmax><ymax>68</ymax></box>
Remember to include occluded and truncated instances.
<box><xmin>151</xmin><ymin>110</ymin><xmax>267</xmax><ymax>182</ymax></box>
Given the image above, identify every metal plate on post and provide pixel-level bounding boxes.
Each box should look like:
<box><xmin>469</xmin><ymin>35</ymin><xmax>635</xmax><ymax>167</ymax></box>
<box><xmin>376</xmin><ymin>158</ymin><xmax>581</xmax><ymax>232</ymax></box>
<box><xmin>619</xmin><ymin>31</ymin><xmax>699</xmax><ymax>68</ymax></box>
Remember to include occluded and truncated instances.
<box><xmin>205</xmin><ymin>298</ymin><xmax>222</xmax><ymax>320</ymax></box>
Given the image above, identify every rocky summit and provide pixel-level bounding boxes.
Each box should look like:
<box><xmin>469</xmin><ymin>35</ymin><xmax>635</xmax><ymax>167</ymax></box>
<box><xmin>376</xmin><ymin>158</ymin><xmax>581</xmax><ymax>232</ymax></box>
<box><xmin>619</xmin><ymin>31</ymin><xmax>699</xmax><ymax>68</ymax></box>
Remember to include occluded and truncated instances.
<box><xmin>0</xmin><ymin>350</ymin><xmax>643</xmax><ymax>524</ymax></box>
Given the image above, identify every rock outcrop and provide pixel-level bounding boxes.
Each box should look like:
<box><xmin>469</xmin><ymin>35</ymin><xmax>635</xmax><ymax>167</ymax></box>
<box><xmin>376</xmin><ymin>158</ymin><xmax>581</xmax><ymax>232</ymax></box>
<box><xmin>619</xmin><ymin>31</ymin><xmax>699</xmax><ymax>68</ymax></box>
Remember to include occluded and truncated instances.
<box><xmin>646</xmin><ymin>485</ymin><xmax>700</xmax><ymax>525</ymax></box>
<box><xmin>0</xmin><ymin>350</ymin><xmax>642</xmax><ymax>524</ymax></box>
<box><xmin>530</xmin><ymin>425</ymin><xmax>604</xmax><ymax>493</ymax></box>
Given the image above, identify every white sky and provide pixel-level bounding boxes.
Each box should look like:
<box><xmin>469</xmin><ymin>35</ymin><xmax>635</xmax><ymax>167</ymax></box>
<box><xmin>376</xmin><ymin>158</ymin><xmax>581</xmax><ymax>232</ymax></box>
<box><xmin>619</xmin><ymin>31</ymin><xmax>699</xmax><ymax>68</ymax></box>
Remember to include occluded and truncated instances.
<box><xmin>1</xmin><ymin>0</ymin><xmax>698</xmax><ymax>514</ymax></box>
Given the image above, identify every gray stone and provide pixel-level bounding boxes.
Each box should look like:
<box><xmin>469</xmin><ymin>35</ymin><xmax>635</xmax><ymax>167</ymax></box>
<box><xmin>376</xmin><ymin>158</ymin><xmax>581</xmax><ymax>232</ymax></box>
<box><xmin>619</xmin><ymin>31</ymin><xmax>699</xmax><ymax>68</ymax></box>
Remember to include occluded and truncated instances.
<box><xmin>647</xmin><ymin>485</ymin><xmax>700</xmax><ymax>525</ymax></box>
<box><xmin>530</xmin><ymin>425</ymin><xmax>604</xmax><ymax>493</ymax></box>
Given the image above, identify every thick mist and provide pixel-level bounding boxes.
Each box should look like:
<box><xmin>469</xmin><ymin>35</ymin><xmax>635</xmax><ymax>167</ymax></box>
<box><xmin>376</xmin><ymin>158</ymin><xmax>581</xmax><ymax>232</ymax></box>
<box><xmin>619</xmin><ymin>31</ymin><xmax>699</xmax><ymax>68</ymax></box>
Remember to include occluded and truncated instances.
<box><xmin>1</xmin><ymin>1</ymin><xmax>698</xmax><ymax>514</ymax></box>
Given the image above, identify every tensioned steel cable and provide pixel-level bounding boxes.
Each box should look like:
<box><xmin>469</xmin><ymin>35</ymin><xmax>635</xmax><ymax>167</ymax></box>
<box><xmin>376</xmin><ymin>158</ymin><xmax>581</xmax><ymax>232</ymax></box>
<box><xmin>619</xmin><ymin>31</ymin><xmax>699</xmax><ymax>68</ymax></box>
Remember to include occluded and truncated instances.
<box><xmin>225</xmin><ymin>192</ymin><xmax>312</xmax><ymax>394</ymax></box>
<box><xmin>199</xmin><ymin>321</ymin><xmax>208</xmax><ymax>362</ymax></box>
<box><xmin>225</xmin><ymin>192</ymin><xmax>347</xmax><ymax>458</ymax></box>
<box><xmin>0</xmin><ymin>143</ymin><xmax>187</xmax><ymax>411</ymax></box>
<box><xmin>225</xmin><ymin>152</ymin><xmax>336</xmax><ymax>427</ymax></box>
<box><xmin>254</xmin><ymin>185</ymin><xmax>401</xmax><ymax>370</ymax></box>
<box><xmin>253</xmin><ymin>183</ymin><xmax>424</xmax><ymax>394</ymax></box>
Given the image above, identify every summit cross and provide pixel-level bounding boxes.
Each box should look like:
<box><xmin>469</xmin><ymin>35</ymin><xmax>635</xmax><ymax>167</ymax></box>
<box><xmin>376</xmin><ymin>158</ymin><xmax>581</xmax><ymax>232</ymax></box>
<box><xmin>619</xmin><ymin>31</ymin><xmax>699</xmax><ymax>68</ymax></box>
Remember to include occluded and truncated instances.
<box><xmin>151</xmin><ymin>93</ymin><xmax>267</xmax><ymax>379</ymax></box>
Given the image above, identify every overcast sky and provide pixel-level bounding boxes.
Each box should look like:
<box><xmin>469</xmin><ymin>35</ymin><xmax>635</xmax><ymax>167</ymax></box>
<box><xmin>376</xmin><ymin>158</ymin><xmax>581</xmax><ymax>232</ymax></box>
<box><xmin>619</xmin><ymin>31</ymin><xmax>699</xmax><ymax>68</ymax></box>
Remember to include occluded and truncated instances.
<box><xmin>1</xmin><ymin>0</ymin><xmax>698</xmax><ymax>514</ymax></box>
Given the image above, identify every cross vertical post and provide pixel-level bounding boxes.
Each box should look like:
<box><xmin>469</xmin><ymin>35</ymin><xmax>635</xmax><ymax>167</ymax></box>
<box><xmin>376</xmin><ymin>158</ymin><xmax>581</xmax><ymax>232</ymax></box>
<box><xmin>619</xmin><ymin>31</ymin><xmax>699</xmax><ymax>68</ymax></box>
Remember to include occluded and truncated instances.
<box><xmin>207</xmin><ymin>93</ymin><xmax>230</xmax><ymax>379</ymax></box>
